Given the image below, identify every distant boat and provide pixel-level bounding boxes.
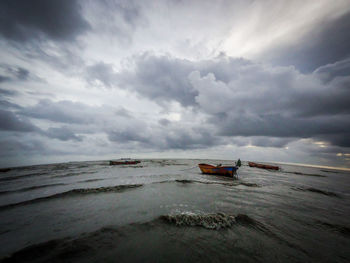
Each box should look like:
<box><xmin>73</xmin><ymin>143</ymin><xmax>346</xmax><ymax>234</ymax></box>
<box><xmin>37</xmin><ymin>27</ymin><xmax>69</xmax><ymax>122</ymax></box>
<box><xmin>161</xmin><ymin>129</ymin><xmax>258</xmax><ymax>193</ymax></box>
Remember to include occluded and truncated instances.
<box><xmin>198</xmin><ymin>163</ymin><xmax>238</xmax><ymax>177</ymax></box>
<box><xmin>248</xmin><ymin>162</ymin><xmax>279</xmax><ymax>170</ymax></box>
<box><xmin>109</xmin><ymin>160</ymin><xmax>141</xmax><ymax>165</ymax></box>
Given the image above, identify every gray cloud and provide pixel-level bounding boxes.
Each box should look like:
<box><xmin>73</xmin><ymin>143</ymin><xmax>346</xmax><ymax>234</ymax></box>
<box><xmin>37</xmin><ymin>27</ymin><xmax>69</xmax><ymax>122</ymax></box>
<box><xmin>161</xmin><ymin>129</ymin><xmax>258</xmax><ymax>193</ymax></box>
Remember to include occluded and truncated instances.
<box><xmin>84</xmin><ymin>0</ymin><xmax>144</xmax><ymax>46</ymax></box>
<box><xmin>21</xmin><ymin>100</ymin><xmax>90</xmax><ymax>124</ymax></box>
<box><xmin>112</xmin><ymin>54</ymin><xmax>350</xmax><ymax>148</ymax></box>
<box><xmin>107</xmin><ymin>125</ymin><xmax>221</xmax><ymax>151</ymax></box>
<box><xmin>115</xmin><ymin>108</ymin><xmax>133</xmax><ymax>118</ymax></box>
<box><xmin>0</xmin><ymin>107</ymin><xmax>83</xmax><ymax>142</ymax></box>
<box><xmin>0</xmin><ymin>100</ymin><xmax>92</xmax><ymax>142</ymax></box>
<box><xmin>263</xmin><ymin>11</ymin><xmax>350</xmax><ymax>73</ymax></box>
<box><xmin>0</xmin><ymin>109</ymin><xmax>39</xmax><ymax>132</ymax></box>
<box><xmin>249</xmin><ymin>137</ymin><xmax>295</xmax><ymax>148</ymax></box>
<box><xmin>85</xmin><ymin>62</ymin><xmax>118</xmax><ymax>88</ymax></box>
<box><xmin>85</xmin><ymin>55</ymin><xmax>248</xmax><ymax>106</ymax></box>
<box><xmin>0</xmin><ymin>136</ymin><xmax>65</xmax><ymax>160</ymax></box>
<box><xmin>45</xmin><ymin>126</ymin><xmax>83</xmax><ymax>142</ymax></box>
<box><xmin>108</xmin><ymin>128</ymin><xmax>150</xmax><ymax>145</ymax></box>
<box><xmin>164</xmin><ymin>129</ymin><xmax>220</xmax><ymax>150</ymax></box>
<box><xmin>158</xmin><ymin>118</ymin><xmax>171</xmax><ymax>126</ymax></box>
<box><xmin>7</xmin><ymin>67</ymin><xmax>29</xmax><ymax>80</ymax></box>
<box><xmin>216</xmin><ymin>113</ymin><xmax>350</xmax><ymax>147</ymax></box>
<box><xmin>0</xmin><ymin>138</ymin><xmax>45</xmax><ymax>158</ymax></box>
<box><xmin>0</xmin><ymin>64</ymin><xmax>33</xmax><ymax>82</ymax></box>
<box><xmin>117</xmin><ymin>54</ymin><xmax>198</xmax><ymax>106</ymax></box>
<box><xmin>0</xmin><ymin>76</ymin><xmax>11</xmax><ymax>83</ymax></box>
<box><xmin>314</xmin><ymin>58</ymin><xmax>350</xmax><ymax>83</ymax></box>
<box><xmin>0</xmin><ymin>0</ymin><xmax>90</xmax><ymax>42</ymax></box>
<box><xmin>97</xmin><ymin>0</ymin><xmax>141</xmax><ymax>27</ymax></box>
<box><xmin>0</xmin><ymin>89</ymin><xmax>18</xmax><ymax>97</ymax></box>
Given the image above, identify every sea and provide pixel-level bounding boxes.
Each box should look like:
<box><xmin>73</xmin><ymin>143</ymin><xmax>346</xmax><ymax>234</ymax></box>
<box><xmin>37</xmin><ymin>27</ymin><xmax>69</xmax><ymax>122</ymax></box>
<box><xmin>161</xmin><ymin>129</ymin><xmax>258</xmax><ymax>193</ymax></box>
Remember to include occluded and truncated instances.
<box><xmin>0</xmin><ymin>159</ymin><xmax>349</xmax><ymax>262</ymax></box>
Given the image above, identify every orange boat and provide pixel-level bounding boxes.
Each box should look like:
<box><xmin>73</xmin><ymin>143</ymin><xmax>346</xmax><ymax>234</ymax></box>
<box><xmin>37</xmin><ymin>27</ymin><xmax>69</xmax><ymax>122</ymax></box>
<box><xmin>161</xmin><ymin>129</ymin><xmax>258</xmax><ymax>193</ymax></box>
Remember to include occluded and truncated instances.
<box><xmin>198</xmin><ymin>163</ymin><xmax>238</xmax><ymax>177</ymax></box>
<box><xmin>110</xmin><ymin>160</ymin><xmax>141</xmax><ymax>165</ymax></box>
<box><xmin>248</xmin><ymin>162</ymin><xmax>279</xmax><ymax>170</ymax></box>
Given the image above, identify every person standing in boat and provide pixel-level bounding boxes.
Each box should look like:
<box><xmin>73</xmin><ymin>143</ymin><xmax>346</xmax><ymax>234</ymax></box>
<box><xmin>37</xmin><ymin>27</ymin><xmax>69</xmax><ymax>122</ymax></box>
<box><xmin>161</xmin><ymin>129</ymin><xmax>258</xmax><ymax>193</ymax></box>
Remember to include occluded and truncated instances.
<box><xmin>236</xmin><ymin>159</ymin><xmax>241</xmax><ymax>167</ymax></box>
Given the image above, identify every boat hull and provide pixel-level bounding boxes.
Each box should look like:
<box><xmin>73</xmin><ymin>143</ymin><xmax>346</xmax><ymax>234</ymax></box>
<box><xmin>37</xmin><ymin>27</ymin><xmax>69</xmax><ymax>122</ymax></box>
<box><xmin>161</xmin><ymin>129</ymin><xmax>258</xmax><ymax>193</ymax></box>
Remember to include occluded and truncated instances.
<box><xmin>110</xmin><ymin>160</ymin><xmax>141</xmax><ymax>165</ymax></box>
<box><xmin>248</xmin><ymin>162</ymin><xmax>279</xmax><ymax>170</ymax></box>
<box><xmin>198</xmin><ymin>163</ymin><xmax>238</xmax><ymax>177</ymax></box>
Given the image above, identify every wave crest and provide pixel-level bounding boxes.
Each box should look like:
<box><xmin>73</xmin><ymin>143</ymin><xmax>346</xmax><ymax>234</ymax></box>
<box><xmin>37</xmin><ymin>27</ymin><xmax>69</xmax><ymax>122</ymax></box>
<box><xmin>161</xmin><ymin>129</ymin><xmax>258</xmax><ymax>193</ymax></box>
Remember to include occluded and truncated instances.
<box><xmin>291</xmin><ymin>187</ymin><xmax>339</xmax><ymax>197</ymax></box>
<box><xmin>160</xmin><ymin>212</ymin><xmax>247</xmax><ymax>230</ymax></box>
<box><xmin>175</xmin><ymin>179</ymin><xmax>260</xmax><ymax>187</ymax></box>
<box><xmin>0</xmin><ymin>184</ymin><xmax>143</xmax><ymax>211</ymax></box>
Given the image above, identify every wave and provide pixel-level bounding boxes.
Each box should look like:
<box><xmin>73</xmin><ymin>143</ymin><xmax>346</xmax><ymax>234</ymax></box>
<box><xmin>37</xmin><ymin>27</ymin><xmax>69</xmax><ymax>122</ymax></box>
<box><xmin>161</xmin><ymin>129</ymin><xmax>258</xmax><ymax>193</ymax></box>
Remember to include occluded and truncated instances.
<box><xmin>159</xmin><ymin>212</ymin><xmax>265</xmax><ymax>230</ymax></box>
<box><xmin>77</xmin><ymin>178</ymin><xmax>108</xmax><ymax>183</ymax></box>
<box><xmin>148</xmin><ymin>160</ymin><xmax>187</xmax><ymax>166</ymax></box>
<box><xmin>118</xmin><ymin>165</ymin><xmax>144</xmax><ymax>168</ymax></box>
<box><xmin>1</xmin><ymin>213</ymin><xmax>260</xmax><ymax>260</ymax></box>
<box><xmin>52</xmin><ymin>170</ymin><xmax>97</xmax><ymax>178</ymax></box>
<box><xmin>0</xmin><ymin>183</ymin><xmax>67</xmax><ymax>195</ymax></box>
<box><xmin>284</xmin><ymin>171</ymin><xmax>326</xmax><ymax>177</ymax></box>
<box><xmin>0</xmin><ymin>184</ymin><xmax>143</xmax><ymax>211</ymax></box>
<box><xmin>160</xmin><ymin>212</ymin><xmax>237</xmax><ymax>229</ymax></box>
<box><xmin>1</xmin><ymin>213</ymin><xmax>310</xmax><ymax>262</ymax></box>
<box><xmin>320</xmin><ymin>169</ymin><xmax>339</xmax><ymax>174</ymax></box>
<box><xmin>316</xmin><ymin>220</ymin><xmax>350</xmax><ymax>237</ymax></box>
<box><xmin>174</xmin><ymin>179</ymin><xmax>260</xmax><ymax>187</ymax></box>
<box><xmin>0</xmin><ymin>172</ymin><xmax>49</xmax><ymax>182</ymax></box>
<box><xmin>291</xmin><ymin>187</ymin><xmax>339</xmax><ymax>197</ymax></box>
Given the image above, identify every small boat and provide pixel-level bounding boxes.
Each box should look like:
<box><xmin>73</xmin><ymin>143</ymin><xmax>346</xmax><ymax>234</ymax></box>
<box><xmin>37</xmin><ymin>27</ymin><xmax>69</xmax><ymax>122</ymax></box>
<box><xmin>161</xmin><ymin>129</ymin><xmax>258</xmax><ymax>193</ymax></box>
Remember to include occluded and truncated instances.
<box><xmin>198</xmin><ymin>163</ymin><xmax>238</xmax><ymax>177</ymax></box>
<box><xmin>248</xmin><ymin>162</ymin><xmax>279</xmax><ymax>170</ymax></box>
<box><xmin>109</xmin><ymin>160</ymin><xmax>141</xmax><ymax>165</ymax></box>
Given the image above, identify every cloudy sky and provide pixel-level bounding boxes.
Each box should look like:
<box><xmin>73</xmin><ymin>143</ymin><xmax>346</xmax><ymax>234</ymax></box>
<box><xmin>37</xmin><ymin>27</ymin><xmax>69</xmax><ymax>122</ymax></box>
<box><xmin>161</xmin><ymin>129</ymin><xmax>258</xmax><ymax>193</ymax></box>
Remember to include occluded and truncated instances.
<box><xmin>1</xmin><ymin>0</ymin><xmax>350</xmax><ymax>168</ymax></box>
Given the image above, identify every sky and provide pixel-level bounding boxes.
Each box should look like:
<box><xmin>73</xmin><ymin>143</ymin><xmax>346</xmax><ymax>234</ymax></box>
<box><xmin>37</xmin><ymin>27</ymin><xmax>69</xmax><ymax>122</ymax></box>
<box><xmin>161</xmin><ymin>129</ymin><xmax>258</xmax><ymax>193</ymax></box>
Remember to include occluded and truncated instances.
<box><xmin>1</xmin><ymin>0</ymin><xmax>350</xmax><ymax>168</ymax></box>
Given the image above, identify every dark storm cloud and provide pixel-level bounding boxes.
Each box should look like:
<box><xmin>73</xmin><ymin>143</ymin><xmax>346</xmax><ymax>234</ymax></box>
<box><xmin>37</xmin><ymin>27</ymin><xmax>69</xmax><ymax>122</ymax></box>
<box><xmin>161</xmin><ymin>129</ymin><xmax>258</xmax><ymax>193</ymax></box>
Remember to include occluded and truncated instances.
<box><xmin>18</xmin><ymin>99</ymin><xmax>136</xmax><ymax>133</ymax></box>
<box><xmin>0</xmin><ymin>0</ymin><xmax>90</xmax><ymax>42</ymax></box>
<box><xmin>103</xmin><ymin>53</ymin><xmax>350</xmax><ymax>148</ymax></box>
<box><xmin>216</xmin><ymin>113</ymin><xmax>350</xmax><ymax>146</ymax></box>
<box><xmin>116</xmin><ymin>54</ymin><xmax>199</xmax><ymax>106</ymax></box>
<box><xmin>45</xmin><ymin>127</ymin><xmax>83</xmax><ymax>142</ymax></box>
<box><xmin>164</xmin><ymin>129</ymin><xmax>219</xmax><ymax>150</ymax></box>
<box><xmin>264</xmin><ymin>11</ymin><xmax>350</xmax><ymax>73</ymax></box>
<box><xmin>314</xmin><ymin>58</ymin><xmax>350</xmax><ymax>83</ymax></box>
<box><xmin>87</xmin><ymin>54</ymin><xmax>260</xmax><ymax>108</ymax></box>
<box><xmin>249</xmin><ymin>137</ymin><xmax>295</xmax><ymax>148</ymax></box>
<box><xmin>0</xmin><ymin>100</ymin><xmax>89</xmax><ymax>142</ymax></box>
<box><xmin>0</xmin><ymin>64</ymin><xmax>32</xmax><ymax>82</ymax></box>
<box><xmin>86</xmin><ymin>54</ymin><xmax>199</xmax><ymax>106</ymax></box>
<box><xmin>108</xmin><ymin>128</ymin><xmax>150</xmax><ymax>144</ymax></box>
<box><xmin>159</xmin><ymin>118</ymin><xmax>171</xmax><ymax>126</ymax></box>
<box><xmin>0</xmin><ymin>139</ymin><xmax>42</xmax><ymax>157</ymax></box>
<box><xmin>0</xmin><ymin>89</ymin><xmax>18</xmax><ymax>97</ymax></box>
<box><xmin>0</xmin><ymin>137</ymin><xmax>61</xmax><ymax>158</ymax></box>
<box><xmin>21</xmin><ymin>100</ymin><xmax>89</xmax><ymax>124</ymax></box>
<box><xmin>0</xmin><ymin>76</ymin><xmax>11</xmax><ymax>83</ymax></box>
<box><xmin>0</xmin><ymin>109</ymin><xmax>39</xmax><ymax>132</ymax></box>
<box><xmin>8</xmin><ymin>67</ymin><xmax>29</xmax><ymax>80</ymax></box>
<box><xmin>107</xmin><ymin>125</ymin><xmax>220</xmax><ymax>151</ymax></box>
<box><xmin>318</xmin><ymin>133</ymin><xmax>350</xmax><ymax>148</ymax></box>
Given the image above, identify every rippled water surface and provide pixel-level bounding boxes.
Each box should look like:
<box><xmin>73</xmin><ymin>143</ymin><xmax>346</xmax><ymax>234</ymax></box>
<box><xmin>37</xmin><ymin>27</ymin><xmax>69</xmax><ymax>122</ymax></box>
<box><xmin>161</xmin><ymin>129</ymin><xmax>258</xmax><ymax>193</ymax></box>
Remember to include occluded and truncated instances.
<box><xmin>0</xmin><ymin>159</ymin><xmax>349</xmax><ymax>262</ymax></box>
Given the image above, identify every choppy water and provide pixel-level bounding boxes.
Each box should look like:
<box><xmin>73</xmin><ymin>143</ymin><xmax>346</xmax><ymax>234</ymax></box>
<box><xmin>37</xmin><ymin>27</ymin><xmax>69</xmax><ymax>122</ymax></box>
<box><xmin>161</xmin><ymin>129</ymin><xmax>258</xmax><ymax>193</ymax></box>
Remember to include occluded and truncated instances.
<box><xmin>0</xmin><ymin>159</ymin><xmax>349</xmax><ymax>262</ymax></box>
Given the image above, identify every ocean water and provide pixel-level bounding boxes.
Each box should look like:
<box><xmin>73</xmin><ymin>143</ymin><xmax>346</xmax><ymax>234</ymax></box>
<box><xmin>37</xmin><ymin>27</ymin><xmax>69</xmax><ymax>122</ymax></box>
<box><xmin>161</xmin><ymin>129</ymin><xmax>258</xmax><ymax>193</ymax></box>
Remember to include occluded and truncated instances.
<box><xmin>0</xmin><ymin>159</ymin><xmax>349</xmax><ymax>262</ymax></box>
